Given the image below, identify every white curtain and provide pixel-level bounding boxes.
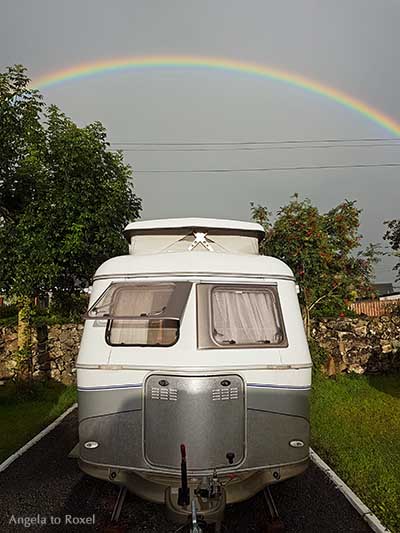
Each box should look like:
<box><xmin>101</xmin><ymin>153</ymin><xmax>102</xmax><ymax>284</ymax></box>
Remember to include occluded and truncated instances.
<box><xmin>109</xmin><ymin>285</ymin><xmax>173</xmax><ymax>345</ymax></box>
<box><xmin>212</xmin><ymin>289</ymin><xmax>282</xmax><ymax>345</ymax></box>
<box><xmin>110</xmin><ymin>319</ymin><xmax>178</xmax><ymax>346</ymax></box>
<box><xmin>110</xmin><ymin>319</ymin><xmax>149</xmax><ymax>345</ymax></box>
<box><xmin>111</xmin><ymin>286</ymin><xmax>172</xmax><ymax>316</ymax></box>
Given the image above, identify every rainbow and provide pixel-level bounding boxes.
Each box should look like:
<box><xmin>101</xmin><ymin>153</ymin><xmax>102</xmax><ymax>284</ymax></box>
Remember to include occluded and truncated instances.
<box><xmin>31</xmin><ymin>55</ymin><xmax>400</xmax><ymax>136</ymax></box>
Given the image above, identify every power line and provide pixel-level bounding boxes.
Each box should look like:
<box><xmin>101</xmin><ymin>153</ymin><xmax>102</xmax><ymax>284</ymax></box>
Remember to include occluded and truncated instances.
<box><xmin>109</xmin><ymin>136</ymin><xmax>400</xmax><ymax>146</ymax></box>
<box><xmin>132</xmin><ymin>162</ymin><xmax>400</xmax><ymax>173</ymax></box>
<box><xmin>110</xmin><ymin>142</ymin><xmax>400</xmax><ymax>152</ymax></box>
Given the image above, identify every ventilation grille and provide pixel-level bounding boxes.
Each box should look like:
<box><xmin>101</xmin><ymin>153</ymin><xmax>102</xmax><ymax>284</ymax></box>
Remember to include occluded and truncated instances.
<box><xmin>151</xmin><ymin>387</ymin><xmax>178</xmax><ymax>401</ymax></box>
<box><xmin>212</xmin><ymin>387</ymin><xmax>239</xmax><ymax>401</ymax></box>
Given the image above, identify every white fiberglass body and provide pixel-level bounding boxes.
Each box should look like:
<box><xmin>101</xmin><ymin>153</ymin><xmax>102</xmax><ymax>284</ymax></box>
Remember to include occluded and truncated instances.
<box><xmin>76</xmin><ymin>218</ymin><xmax>311</xmax><ymax>520</ymax></box>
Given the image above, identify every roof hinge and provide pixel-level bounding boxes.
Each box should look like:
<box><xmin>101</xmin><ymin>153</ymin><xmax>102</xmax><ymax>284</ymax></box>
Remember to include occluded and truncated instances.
<box><xmin>188</xmin><ymin>232</ymin><xmax>214</xmax><ymax>252</ymax></box>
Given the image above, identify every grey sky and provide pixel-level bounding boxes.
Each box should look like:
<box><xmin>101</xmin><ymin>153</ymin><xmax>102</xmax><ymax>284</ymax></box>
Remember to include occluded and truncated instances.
<box><xmin>1</xmin><ymin>0</ymin><xmax>399</xmax><ymax>282</ymax></box>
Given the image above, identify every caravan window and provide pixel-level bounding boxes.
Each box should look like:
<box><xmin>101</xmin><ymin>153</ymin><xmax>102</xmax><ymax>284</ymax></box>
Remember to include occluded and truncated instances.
<box><xmin>107</xmin><ymin>317</ymin><xmax>179</xmax><ymax>347</ymax></box>
<box><xmin>197</xmin><ymin>284</ymin><xmax>287</xmax><ymax>349</ymax></box>
<box><xmin>86</xmin><ymin>282</ymin><xmax>191</xmax><ymax>347</ymax></box>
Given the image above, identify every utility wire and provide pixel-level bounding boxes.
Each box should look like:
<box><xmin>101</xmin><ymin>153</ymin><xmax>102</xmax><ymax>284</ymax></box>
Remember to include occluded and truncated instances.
<box><xmin>109</xmin><ymin>136</ymin><xmax>400</xmax><ymax>146</ymax></box>
<box><xmin>110</xmin><ymin>142</ymin><xmax>400</xmax><ymax>152</ymax></box>
<box><xmin>132</xmin><ymin>162</ymin><xmax>400</xmax><ymax>173</ymax></box>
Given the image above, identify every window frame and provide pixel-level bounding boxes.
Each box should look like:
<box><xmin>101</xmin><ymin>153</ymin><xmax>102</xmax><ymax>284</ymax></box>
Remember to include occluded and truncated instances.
<box><xmin>197</xmin><ymin>283</ymin><xmax>288</xmax><ymax>350</ymax></box>
<box><xmin>84</xmin><ymin>281</ymin><xmax>191</xmax><ymax>348</ymax></box>
<box><xmin>85</xmin><ymin>282</ymin><xmax>192</xmax><ymax>320</ymax></box>
<box><xmin>105</xmin><ymin>317</ymin><xmax>180</xmax><ymax>348</ymax></box>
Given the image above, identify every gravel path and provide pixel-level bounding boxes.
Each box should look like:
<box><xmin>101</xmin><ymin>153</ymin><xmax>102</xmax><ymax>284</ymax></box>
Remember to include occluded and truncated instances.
<box><xmin>0</xmin><ymin>410</ymin><xmax>372</xmax><ymax>532</ymax></box>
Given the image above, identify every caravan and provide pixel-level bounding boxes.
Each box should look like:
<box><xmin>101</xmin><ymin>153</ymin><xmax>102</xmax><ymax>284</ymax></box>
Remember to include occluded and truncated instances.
<box><xmin>76</xmin><ymin>218</ymin><xmax>311</xmax><ymax>528</ymax></box>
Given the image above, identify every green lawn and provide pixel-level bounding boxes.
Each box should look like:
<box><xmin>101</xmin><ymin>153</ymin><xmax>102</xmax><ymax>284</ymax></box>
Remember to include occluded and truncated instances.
<box><xmin>0</xmin><ymin>381</ymin><xmax>77</xmax><ymax>464</ymax></box>
<box><xmin>310</xmin><ymin>372</ymin><xmax>400</xmax><ymax>532</ymax></box>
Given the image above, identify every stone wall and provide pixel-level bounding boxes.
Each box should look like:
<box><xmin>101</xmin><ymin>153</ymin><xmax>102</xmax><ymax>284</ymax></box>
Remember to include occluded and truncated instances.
<box><xmin>0</xmin><ymin>324</ymin><xmax>83</xmax><ymax>384</ymax></box>
<box><xmin>1</xmin><ymin>316</ymin><xmax>399</xmax><ymax>382</ymax></box>
<box><xmin>312</xmin><ymin>316</ymin><xmax>400</xmax><ymax>374</ymax></box>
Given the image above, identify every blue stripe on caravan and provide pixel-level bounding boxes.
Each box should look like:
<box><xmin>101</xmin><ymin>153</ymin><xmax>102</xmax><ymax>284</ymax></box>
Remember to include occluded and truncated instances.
<box><xmin>78</xmin><ymin>383</ymin><xmax>143</xmax><ymax>391</ymax></box>
<box><xmin>247</xmin><ymin>383</ymin><xmax>311</xmax><ymax>390</ymax></box>
<box><xmin>78</xmin><ymin>383</ymin><xmax>310</xmax><ymax>391</ymax></box>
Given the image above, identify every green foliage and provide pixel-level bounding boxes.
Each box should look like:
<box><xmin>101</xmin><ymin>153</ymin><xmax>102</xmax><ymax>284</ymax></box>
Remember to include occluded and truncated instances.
<box><xmin>0</xmin><ymin>66</ymin><xmax>46</xmax><ymax>295</ymax></box>
<box><xmin>0</xmin><ymin>65</ymin><xmax>142</xmax><ymax>311</ymax></box>
<box><xmin>0</xmin><ymin>65</ymin><xmax>45</xmax><ymax>220</ymax></box>
<box><xmin>311</xmin><ymin>298</ymin><xmax>358</xmax><ymax>319</ymax></box>
<box><xmin>384</xmin><ymin>218</ymin><xmax>400</xmax><ymax>281</ymax></box>
<box><xmin>308</xmin><ymin>338</ymin><xmax>328</xmax><ymax>370</ymax></box>
<box><xmin>31</xmin><ymin>301</ymin><xmax>86</xmax><ymax>326</ymax></box>
<box><xmin>251</xmin><ymin>195</ymin><xmax>381</xmax><ymax>329</ymax></box>
<box><xmin>0</xmin><ymin>298</ymin><xmax>87</xmax><ymax>327</ymax></box>
<box><xmin>0</xmin><ymin>304</ymin><xmax>18</xmax><ymax>319</ymax></box>
<box><xmin>0</xmin><ymin>316</ymin><xmax>17</xmax><ymax>327</ymax></box>
<box><xmin>311</xmin><ymin>372</ymin><xmax>400</xmax><ymax>532</ymax></box>
<box><xmin>12</xmin><ymin>347</ymin><xmax>32</xmax><ymax>380</ymax></box>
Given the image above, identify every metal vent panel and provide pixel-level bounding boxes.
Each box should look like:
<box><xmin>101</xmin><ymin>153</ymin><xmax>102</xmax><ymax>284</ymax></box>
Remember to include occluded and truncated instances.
<box><xmin>144</xmin><ymin>374</ymin><xmax>245</xmax><ymax>470</ymax></box>
<box><xmin>151</xmin><ymin>387</ymin><xmax>178</xmax><ymax>401</ymax></box>
<box><xmin>212</xmin><ymin>387</ymin><xmax>239</xmax><ymax>401</ymax></box>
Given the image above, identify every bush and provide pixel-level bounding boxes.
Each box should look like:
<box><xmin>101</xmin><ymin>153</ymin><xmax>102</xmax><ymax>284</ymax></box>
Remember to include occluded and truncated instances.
<box><xmin>49</xmin><ymin>291</ymin><xmax>88</xmax><ymax>323</ymax></box>
<box><xmin>0</xmin><ymin>304</ymin><xmax>18</xmax><ymax>319</ymax></box>
<box><xmin>0</xmin><ymin>316</ymin><xmax>18</xmax><ymax>327</ymax></box>
<box><xmin>0</xmin><ymin>304</ymin><xmax>18</xmax><ymax>326</ymax></box>
<box><xmin>308</xmin><ymin>338</ymin><xmax>328</xmax><ymax>371</ymax></box>
<box><xmin>311</xmin><ymin>296</ymin><xmax>358</xmax><ymax>319</ymax></box>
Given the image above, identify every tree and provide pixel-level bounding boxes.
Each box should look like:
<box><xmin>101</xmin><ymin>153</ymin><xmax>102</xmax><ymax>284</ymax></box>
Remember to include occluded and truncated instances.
<box><xmin>0</xmin><ymin>65</ymin><xmax>45</xmax><ymax>293</ymax></box>
<box><xmin>251</xmin><ymin>194</ymin><xmax>380</xmax><ymax>337</ymax></box>
<box><xmin>12</xmin><ymin>105</ymin><xmax>142</xmax><ymax>302</ymax></box>
<box><xmin>0</xmin><ymin>65</ymin><xmax>46</xmax><ymax>358</ymax></box>
<box><xmin>384</xmin><ymin>219</ymin><xmax>400</xmax><ymax>281</ymax></box>
<box><xmin>0</xmin><ymin>65</ymin><xmax>142</xmax><ymax>377</ymax></box>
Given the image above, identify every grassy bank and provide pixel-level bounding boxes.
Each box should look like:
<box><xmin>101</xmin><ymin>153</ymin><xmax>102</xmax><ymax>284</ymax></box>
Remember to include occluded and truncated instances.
<box><xmin>0</xmin><ymin>381</ymin><xmax>76</xmax><ymax>463</ymax></box>
<box><xmin>310</xmin><ymin>372</ymin><xmax>400</xmax><ymax>532</ymax></box>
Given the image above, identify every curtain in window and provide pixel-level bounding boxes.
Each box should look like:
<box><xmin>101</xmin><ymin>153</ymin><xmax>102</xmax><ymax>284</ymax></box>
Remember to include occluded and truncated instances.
<box><xmin>111</xmin><ymin>286</ymin><xmax>173</xmax><ymax>317</ymax></box>
<box><xmin>110</xmin><ymin>285</ymin><xmax>174</xmax><ymax>345</ymax></box>
<box><xmin>109</xmin><ymin>318</ymin><xmax>178</xmax><ymax>346</ymax></box>
<box><xmin>212</xmin><ymin>289</ymin><xmax>282</xmax><ymax>345</ymax></box>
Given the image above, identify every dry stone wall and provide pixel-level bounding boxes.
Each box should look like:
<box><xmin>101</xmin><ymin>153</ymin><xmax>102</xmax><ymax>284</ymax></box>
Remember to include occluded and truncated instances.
<box><xmin>312</xmin><ymin>316</ymin><xmax>400</xmax><ymax>374</ymax></box>
<box><xmin>0</xmin><ymin>324</ymin><xmax>83</xmax><ymax>384</ymax></box>
<box><xmin>0</xmin><ymin>327</ymin><xmax>18</xmax><ymax>380</ymax></box>
<box><xmin>1</xmin><ymin>317</ymin><xmax>399</xmax><ymax>382</ymax></box>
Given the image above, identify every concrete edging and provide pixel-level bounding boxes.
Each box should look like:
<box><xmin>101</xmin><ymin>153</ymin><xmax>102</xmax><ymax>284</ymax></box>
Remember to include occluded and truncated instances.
<box><xmin>0</xmin><ymin>402</ymin><xmax>78</xmax><ymax>473</ymax></box>
<box><xmin>310</xmin><ymin>448</ymin><xmax>391</xmax><ymax>533</ymax></box>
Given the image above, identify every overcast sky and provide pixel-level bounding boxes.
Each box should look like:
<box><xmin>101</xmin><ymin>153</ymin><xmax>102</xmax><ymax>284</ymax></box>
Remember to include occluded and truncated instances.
<box><xmin>1</xmin><ymin>0</ymin><xmax>399</xmax><ymax>283</ymax></box>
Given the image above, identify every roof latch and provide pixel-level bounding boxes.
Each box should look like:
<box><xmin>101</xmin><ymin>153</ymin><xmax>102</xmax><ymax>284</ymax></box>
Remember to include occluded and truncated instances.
<box><xmin>188</xmin><ymin>232</ymin><xmax>214</xmax><ymax>252</ymax></box>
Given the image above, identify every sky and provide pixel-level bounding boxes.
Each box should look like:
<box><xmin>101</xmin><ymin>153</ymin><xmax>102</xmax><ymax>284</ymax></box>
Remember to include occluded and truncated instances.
<box><xmin>1</xmin><ymin>0</ymin><xmax>399</xmax><ymax>283</ymax></box>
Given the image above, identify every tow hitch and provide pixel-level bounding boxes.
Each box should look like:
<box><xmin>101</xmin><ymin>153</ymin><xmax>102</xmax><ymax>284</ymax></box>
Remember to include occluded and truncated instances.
<box><xmin>165</xmin><ymin>444</ymin><xmax>226</xmax><ymax>532</ymax></box>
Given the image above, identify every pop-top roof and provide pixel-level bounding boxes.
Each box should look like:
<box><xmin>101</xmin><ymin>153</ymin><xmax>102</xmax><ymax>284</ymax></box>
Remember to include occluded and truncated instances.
<box><xmin>123</xmin><ymin>218</ymin><xmax>265</xmax><ymax>241</ymax></box>
<box><xmin>94</xmin><ymin>252</ymin><xmax>294</xmax><ymax>279</ymax></box>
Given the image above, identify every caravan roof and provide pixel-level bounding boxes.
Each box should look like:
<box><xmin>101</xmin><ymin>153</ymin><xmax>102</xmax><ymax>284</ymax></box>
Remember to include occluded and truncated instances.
<box><xmin>124</xmin><ymin>218</ymin><xmax>264</xmax><ymax>240</ymax></box>
<box><xmin>94</xmin><ymin>252</ymin><xmax>294</xmax><ymax>280</ymax></box>
<box><xmin>123</xmin><ymin>218</ymin><xmax>265</xmax><ymax>256</ymax></box>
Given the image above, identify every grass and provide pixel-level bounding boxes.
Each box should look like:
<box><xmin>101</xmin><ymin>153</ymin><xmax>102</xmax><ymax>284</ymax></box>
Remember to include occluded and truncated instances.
<box><xmin>0</xmin><ymin>380</ymin><xmax>77</xmax><ymax>463</ymax></box>
<box><xmin>310</xmin><ymin>372</ymin><xmax>400</xmax><ymax>532</ymax></box>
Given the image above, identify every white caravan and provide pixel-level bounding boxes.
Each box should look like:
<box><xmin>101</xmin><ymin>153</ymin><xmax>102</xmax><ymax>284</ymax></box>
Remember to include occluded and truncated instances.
<box><xmin>76</xmin><ymin>218</ymin><xmax>312</xmax><ymax>528</ymax></box>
